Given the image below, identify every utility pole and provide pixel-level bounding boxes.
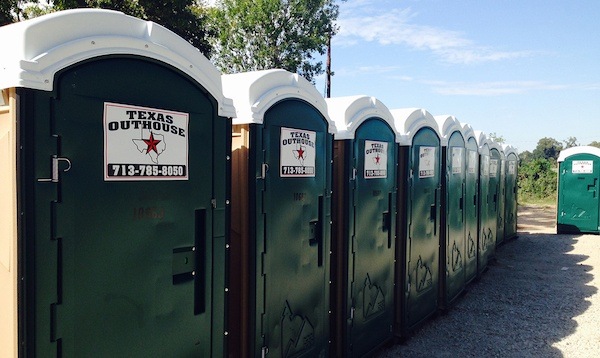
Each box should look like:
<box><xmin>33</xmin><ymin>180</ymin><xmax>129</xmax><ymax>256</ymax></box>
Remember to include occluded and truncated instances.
<box><xmin>325</xmin><ymin>33</ymin><xmax>331</xmax><ymax>98</ymax></box>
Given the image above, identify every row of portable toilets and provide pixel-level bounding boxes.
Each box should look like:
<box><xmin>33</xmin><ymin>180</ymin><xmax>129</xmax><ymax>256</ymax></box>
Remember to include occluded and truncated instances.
<box><xmin>0</xmin><ymin>9</ymin><xmax>518</xmax><ymax>358</ymax></box>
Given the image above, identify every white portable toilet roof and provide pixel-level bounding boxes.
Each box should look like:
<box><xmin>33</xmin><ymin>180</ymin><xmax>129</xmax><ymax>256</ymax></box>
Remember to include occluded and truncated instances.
<box><xmin>326</xmin><ymin>95</ymin><xmax>398</xmax><ymax>141</ymax></box>
<box><xmin>557</xmin><ymin>146</ymin><xmax>600</xmax><ymax>162</ymax></box>
<box><xmin>0</xmin><ymin>9</ymin><xmax>235</xmax><ymax>117</ymax></box>
<box><xmin>390</xmin><ymin>108</ymin><xmax>440</xmax><ymax>146</ymax></box>
<box><xmin>222</xmin><ymin>69</ymin><xmax>334</xmax><ymax>133</ymax></box>
<box><xmin>474</xmin><ymin>130</ymin><xmax>490</xmax><ymax>154</ymax></box>
<box><xmin>488</xmin><ymin>140</ymin><xmax>505</xmax><ymax>158</ymax></box>
<box><xmin>503</xmin><ymin>144</ymin><xmax>519</xmax><ymax>159</ymax></box>
<box><xmin>434</xmin><ymin>115</ymin><xmax>464</xmax><ymax>147</ymax></box>
<box><xmin>461</xmin><ymin>122</ymin><xmax>477</xmax><ymax>144</ymax></box>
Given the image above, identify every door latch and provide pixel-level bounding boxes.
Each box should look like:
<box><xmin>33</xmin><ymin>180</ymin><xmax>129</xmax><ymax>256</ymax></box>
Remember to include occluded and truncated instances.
<box><xmin>38</xmin><ymin>155</ymin><xmax>72</xmax><ymax>183</ymax></box>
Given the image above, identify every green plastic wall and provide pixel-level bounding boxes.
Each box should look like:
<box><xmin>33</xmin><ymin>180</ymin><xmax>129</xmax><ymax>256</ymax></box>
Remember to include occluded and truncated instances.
<box><xmin>440</xmin><ymin>131</ymin><xmax>466</xmax><ymax>308</ymax></box>
<box><xmin>464</xmin><ymin>138</ymin><xmax>479</xmax><ymax>283</ymax></box>
<box><xmin>504</xmin><ymin>153</ymin><xmax>518</xmax><ymax>239</ymax></box>
<box><xmin>557</xmin><ymin>153</ymin><xmax>600</xmax><ymax>234</ymax></box>
<box><xmin>250</xmin><ymin>99</ymin><xmax>332</xmax><ymax>357</ymax></box>
<box><xmin>21</xmin><ymin>56</ymin><xmax>228</xmax><ymax>357</ymax></box>
<box><xmin>398</xmin><ymin>127</ymin><xmax>441</xmax><ymax>332</ymax></box>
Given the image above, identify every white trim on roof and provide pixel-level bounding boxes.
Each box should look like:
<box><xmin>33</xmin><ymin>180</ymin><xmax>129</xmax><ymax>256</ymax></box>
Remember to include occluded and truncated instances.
<box><xmin>390</xmin><ymin>108</ymin><xmax>440</xmax><ymax>146</ymax></box>
<box><xmin>488</xmin><ymin>140</ymin><xmax>504</xmax><ymax>157</ymax></box>
<box><xmin>222</xmin><ymin>69</ymin><xmax>334</xmax><ymax>133</ymax></box>
<box><xmin>434</xmin><ymin>115</ymin><xmax>463</xmax><ymax>147</ymax></box>
<box><xmin>326</xmin><ymin>95</ymin><xmax>398</xmax><ymax>141</ymax></box>
<box><xmin>557</xmin><ymin>146</ymin><xmax>600</xmax><ymax>162</ymax></box>
<box><xmin>0</xmin><ymin>9</ymin><xmax>235</xmax><ymax>117</ymax></box>
<box><xmin>503</xmin><ymin>144</ymin><xmax>519</xmax><ymax>160</ymax></box>
<box><xmin>461</xmin><ymin>122</ymin><xmax>477</xmax><ymax>144</ymax></box>
<box><xmin>474</xmin><ymin>130</ymin><xmax>490</xmax><ymax>154</ymax></box>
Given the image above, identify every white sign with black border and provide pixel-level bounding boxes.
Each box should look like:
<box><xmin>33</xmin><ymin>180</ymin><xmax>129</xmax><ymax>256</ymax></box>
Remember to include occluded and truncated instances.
<box><xmin>418</xmin><ymin>146</ymin><xmax>436</xmax><ymax>178</ymax></box>
<box><xmin>364</xmin><ymin>140</ymin><xmax>388</xmax><ymax>179</ymax></box>
<box><xmin>572</xmin><ymin>160</ymin><xmax>594</xmax><ymax>174</ymax></box>
<box><xmin>280</xmin><ymin>127</ymin><xmax>316</xmax><ymax>177</ymax></box>
<box><xmin>103</xmin><ymin>102</ymin><xmax>189</xmax><ymax>181</ymax></box>
<box><xmin>451</xmin><ymin>147</ymin><xmax>464</xmax><ymax>174</ymax></box>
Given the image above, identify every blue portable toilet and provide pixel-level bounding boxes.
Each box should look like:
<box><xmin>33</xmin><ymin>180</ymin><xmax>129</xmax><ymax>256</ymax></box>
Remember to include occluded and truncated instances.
<box><xmin>503</xmin><ymin>145</ymin><xmax>519</xmax><ymax>240</ymax></box>
<box><xmin>391</xmin><ymin>108</ymin><xmax>442</xmax><ymax>335</ymax></box>
<box><xmin>461</xmin><ymin>123</ymin><xmax>479</xmax><ymax>283</ymax></box>
<box><xmin>224</xmin><ymin>69</ymin><xmax>335</xmax><ymax>358</ymax></box>
<box><xmin>0</xmin><ymin>9</ymin><xmax>235</xmax><ymax>357</ymax></box>
<box><xmin>557</xmin><ymin>146</ymin><xmax>600</xmax><ymax>234</ymax></box>
<box><xmin>327</xmin><ymin>95</ymin><xmax>398</xmax><ymax>357</ymax></box>
<box><xmin>434</xmin><ymin>115</ymin><xmax>466</xmax><ymax>309</ymax></box>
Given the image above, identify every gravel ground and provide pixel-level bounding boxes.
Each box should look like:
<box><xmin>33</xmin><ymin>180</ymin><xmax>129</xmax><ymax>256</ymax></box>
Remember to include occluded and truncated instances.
<box><xmin>377</xmin><ymin>205</ymin><xmax>600</xmax><ymax>357</ymax></box>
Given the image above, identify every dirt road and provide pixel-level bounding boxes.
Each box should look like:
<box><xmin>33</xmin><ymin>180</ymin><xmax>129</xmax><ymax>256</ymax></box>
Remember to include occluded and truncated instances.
<box><xmin>377</xmin><ymin>205</ymin><xmax>600</xmax><ymax>357</ymax></box>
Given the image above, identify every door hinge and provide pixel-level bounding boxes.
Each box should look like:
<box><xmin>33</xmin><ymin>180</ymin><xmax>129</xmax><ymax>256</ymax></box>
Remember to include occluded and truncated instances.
<box><xmin>261</xmin><ymin>346</ymin><xmax>269</xmax><ymax>358</ymax></box>
<box><xmin>38</xmin><ymin>155</ymin><xmax>72</xmax><ymax>183</ymax></box>
<box><xmin>350</xmin><ymin>307</ymin><xmax>355</xmax><ymax>320</ymax></box>
<box><xmin>259</xmin><ymin>163</ymin><xmax>269</xmax><ymax>180</ymax></box>
<box><xmin>211</xmin><ymin>199</ymin><xmax>217</xmax><ymax>209</ymax></box>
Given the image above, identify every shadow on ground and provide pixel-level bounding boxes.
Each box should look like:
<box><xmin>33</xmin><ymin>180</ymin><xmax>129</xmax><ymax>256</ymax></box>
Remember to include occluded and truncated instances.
<box><xmin>377</xmin><ymin>208</ymin><xmax>597</xmax><ymax>357</ymax></box>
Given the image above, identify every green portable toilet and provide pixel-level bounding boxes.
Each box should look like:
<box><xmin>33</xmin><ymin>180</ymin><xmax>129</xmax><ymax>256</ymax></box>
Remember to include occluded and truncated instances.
<box><xmin>224</xmin><ymin>69</ymin><xmax>334</xmax><ymax>357</ymax></box>
<box><xmin>475</xmin><ymin>131</ymin><xmax>493</xmax><ymax>274</ymax></box>
<box><xmin>491</xmin><ymin>143</ymin><xmax>506</xmax><ymax>246</ymax></box>
<box><xmin>434</xmin><ymin>115</ymin><xmax>466</xmax><ymax>309</ymax></box>
<box><xmin>489</xmin><ymin>142</ymin><xmax>502</xmax><ymax>253</ymax></box>
<box><xmin>327</xmin><ymin>95</ymin><xmax>398</xmax><ymax>357</ymax></box>
<box><xmin>557</xmin><ymin>146</ymin><xmax>600</xmax><ymax>234</ymax></box>
<box><xmin>503</xmin><ymin>145</ymin><xmax>519</xmax><ymax>240</ymax></box>
<box><xmin>462</xmin><ymin>123</ymin><xmax>479</xmax><ymax>284</ymax></box>
<box><xmin>391</xmin><ymin>108</ymin><xmax>441</xmax><ymax>335</ymax></box>
<box><xmin>0</xmin><ymin>9</ymin><xmax>234</xmax><ymax>357</ymax></box>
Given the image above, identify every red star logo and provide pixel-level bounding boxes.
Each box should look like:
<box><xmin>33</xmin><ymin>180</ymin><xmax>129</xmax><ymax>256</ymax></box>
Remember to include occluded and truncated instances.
<box><xmin>296</xmin><ymin>146</ymin><xmax>305</xmax><ymax>159</ymax></box>
<box><xmin>143</xmin><ymin>132</ymin><xmax>161</xmax><ymax>154</ymax></box>
<box><xmin>375</xmin><ymin>154</ymin><xmax>381</xmax><ymax>164</ymax></box>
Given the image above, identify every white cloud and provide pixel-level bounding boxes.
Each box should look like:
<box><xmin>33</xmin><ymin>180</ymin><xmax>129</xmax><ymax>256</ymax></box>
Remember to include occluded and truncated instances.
<box><xmin>333</xmin><ymin>64</ymin><xmax>405</xmax><ymax>77</ymax></box>
<box><xmin>427</xmin><ymin>80</ymin><xmax>569</xmax><ymax>96</ymax></box>
<box><xmin>335</xmin><ymin>2</ymin><xmax>532</xmax><ymax>65</ymax></box>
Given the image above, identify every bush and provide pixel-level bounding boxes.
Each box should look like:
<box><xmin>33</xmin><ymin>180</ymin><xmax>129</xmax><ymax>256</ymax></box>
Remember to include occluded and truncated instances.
<box><xmin>518</xmin><ymin>158</ymin><xmax>557</xmax><ymax>203</ymax></box>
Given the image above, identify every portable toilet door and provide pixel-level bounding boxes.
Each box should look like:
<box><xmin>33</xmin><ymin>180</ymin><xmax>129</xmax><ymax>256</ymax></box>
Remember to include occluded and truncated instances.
<box><xmin>434</xmin><ymin>115</ymin><xmax>466</xmax><ymax>309</ymax></box>
<box><xmin>392</xmin><ymin>108</ymin><xmax>441</xmax><ymax>334</ymax></box>
<box><xmin>488</xmin><ymin>142</ymin><xmax>502</xmax><ymax>254</ymax></box>
<box><xmin>224</xmin><ymin>69</ymin><xmax>334</xmax><ymax>358</ymax></box>
<box><xmin>503</xmin><ymin>145</ymin><xmax>519</xmax><ymax>240</ymax></box>
<box><xmin>476</xmin><ymin>131</ymin><xmax>492</xmax><ymax>274</ymax></box>
<box><xmin>462</xmin><ymin>124</ymin><xmax>479</xmax><ymax>284</ymax></box>
<box><xmin>494</xmin><ymin>145</ymin><xmax>506</xmax><ymax>246</ymax></box>
<box><xmin>0</xmin><ymin>9</ymin><xmax>234</xmax><ymax>357</ymax></box>
<box><xmin>327</xmin><ymin>96</ymin><xmax>398</xmax><ymax>357</ymax></box>
<box><xmin>557</xmin><ymin>146</ymin><xmax>600</xmax><ymax>234</ymax></box>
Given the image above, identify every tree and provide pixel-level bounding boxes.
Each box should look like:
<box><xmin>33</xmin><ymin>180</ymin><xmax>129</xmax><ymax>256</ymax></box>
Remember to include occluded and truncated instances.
<box><xmin>589</xmin><ymin>141</ymin><xmax>600</xmax><ymax>149</ymax></box>
<box><xmin>563</xmin><ymin>136</ymin><xmax>578</xmax><ymax>149</ymax></box>
<box><xmin>0</xmin><ymin>0</ymin><xmax>17</xmax><ymax>25</ymax></box>
<box><xmin>532</xmin><ymin>137</ymin><xmax>563</xmax><ymax>162</ymax></box>
<box><xmin>0</xmin><ymin>0</ymin><xmax>33</xmax><ymax>25</ymax></box>
<box><xmin>518</xmin><ymin>150</ymin><xmax>533</xmax><ymax>165</ymax></box>
<box><xmin>518</xmin><ymin>158</ymin><xmax>557</xmax><ymax>201</ymax></box>
<box><xmin>209</xmin><ymin>0</ymin><xmax>340</xmax><ymax>82</ymax></box>
<box><xmin>488</xmin><ymin>132</ymin><xmax>505</xmax><ymax>144</ymax></box>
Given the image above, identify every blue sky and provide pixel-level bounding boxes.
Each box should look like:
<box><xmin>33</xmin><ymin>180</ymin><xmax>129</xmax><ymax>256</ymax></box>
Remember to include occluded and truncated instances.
<box><xmin>314</xmin><ymin>0</ymin><xmax>600</xmax><ymax>152</ymax></box>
